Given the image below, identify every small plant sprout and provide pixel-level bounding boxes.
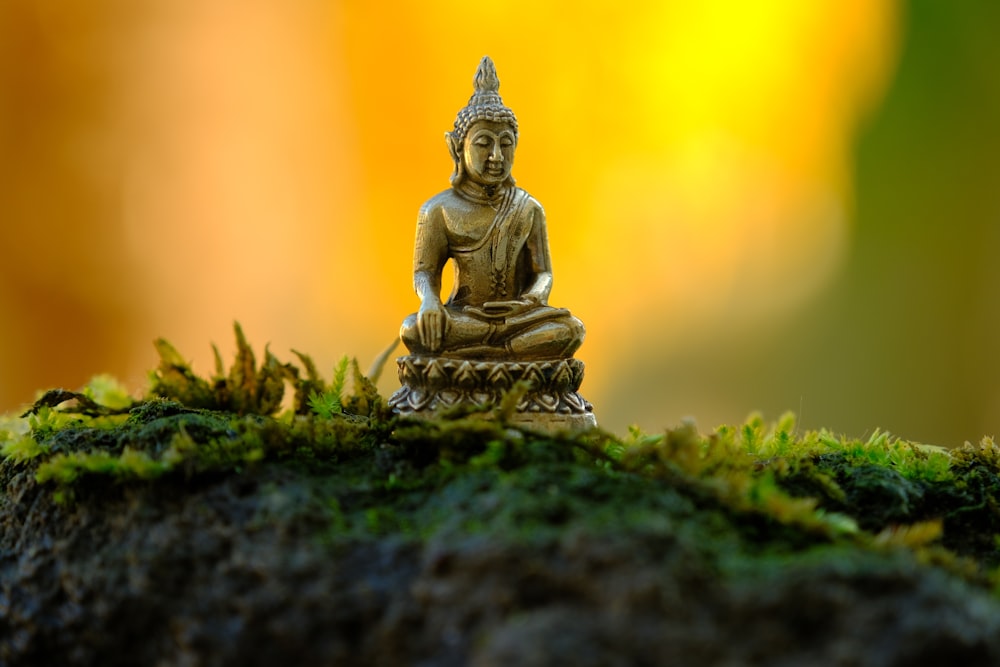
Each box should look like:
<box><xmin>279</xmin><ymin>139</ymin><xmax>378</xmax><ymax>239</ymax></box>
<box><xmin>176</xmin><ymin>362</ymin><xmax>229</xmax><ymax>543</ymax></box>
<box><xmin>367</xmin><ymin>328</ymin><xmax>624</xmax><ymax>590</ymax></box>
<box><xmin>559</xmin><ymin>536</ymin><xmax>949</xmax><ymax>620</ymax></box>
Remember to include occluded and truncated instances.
<box><xmin>308</xmin><ymin>356</ymin><xmax>350</xmax><ymax>419</ymax></box>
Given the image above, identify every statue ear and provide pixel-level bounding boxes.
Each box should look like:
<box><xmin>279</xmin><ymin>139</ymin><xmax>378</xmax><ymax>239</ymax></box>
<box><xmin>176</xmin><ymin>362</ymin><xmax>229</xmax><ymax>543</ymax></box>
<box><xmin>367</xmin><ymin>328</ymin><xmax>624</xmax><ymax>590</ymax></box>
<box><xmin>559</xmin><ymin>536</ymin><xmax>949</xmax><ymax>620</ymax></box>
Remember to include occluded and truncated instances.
<box><xmin>445</xmin><ymin>132</ymin><xmax>464</xmax><ymax>185</ymax></box>
<box><xmin>445</xmin><ymin>132</ymin><xmax>461</xmax><ymax>162</ymax></box>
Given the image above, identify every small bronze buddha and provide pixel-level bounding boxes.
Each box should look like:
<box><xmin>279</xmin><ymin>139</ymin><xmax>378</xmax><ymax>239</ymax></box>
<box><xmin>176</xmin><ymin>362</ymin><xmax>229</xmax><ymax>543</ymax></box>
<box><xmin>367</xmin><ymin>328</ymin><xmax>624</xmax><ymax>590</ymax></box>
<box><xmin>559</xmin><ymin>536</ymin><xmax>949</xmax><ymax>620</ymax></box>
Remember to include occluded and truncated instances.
<box><xmin>390</xmin><ymin>56</ymin><xmax>595</xmax><ymax>431</ymax></box>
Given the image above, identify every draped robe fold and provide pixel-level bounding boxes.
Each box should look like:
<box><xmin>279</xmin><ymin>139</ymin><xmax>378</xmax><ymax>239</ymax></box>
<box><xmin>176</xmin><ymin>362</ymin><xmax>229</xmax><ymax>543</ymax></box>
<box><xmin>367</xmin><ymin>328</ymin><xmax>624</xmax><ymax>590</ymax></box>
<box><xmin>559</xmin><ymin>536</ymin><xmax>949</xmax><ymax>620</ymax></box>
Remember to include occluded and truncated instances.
<box><xmin>402</xmin><ymin>185</ymin><xmax>580</xmax><ymax>357</ymax></box>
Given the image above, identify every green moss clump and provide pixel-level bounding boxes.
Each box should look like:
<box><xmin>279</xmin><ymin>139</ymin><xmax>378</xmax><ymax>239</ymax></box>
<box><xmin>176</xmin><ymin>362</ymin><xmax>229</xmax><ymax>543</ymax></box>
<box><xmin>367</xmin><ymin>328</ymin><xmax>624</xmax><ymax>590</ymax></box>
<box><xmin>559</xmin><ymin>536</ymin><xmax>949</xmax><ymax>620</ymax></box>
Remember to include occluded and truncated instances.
<box><xmin>0</xmin><ymin>433</ymin><xmax>45</xmax><ymax>464</ymax></box>
<box><xmin>3</xmin><ymin>327</ymin><xmax>1000</xmax><ymax>595</ymax></box>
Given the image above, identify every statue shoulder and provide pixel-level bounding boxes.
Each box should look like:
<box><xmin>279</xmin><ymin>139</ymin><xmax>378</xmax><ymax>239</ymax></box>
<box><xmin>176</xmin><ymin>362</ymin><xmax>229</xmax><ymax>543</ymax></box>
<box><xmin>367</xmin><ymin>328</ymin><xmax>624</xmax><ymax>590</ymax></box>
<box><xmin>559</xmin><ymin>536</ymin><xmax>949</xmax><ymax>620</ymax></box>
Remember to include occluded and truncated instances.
<box><xmin>417</xmin><ymin>188</ymin><xmax>458</xmax><ymax>220</ymax></box>
<box><xmin>515</xmin><ymin>188</ymin><xmax>546</xmax><ymax>220</ymax></box>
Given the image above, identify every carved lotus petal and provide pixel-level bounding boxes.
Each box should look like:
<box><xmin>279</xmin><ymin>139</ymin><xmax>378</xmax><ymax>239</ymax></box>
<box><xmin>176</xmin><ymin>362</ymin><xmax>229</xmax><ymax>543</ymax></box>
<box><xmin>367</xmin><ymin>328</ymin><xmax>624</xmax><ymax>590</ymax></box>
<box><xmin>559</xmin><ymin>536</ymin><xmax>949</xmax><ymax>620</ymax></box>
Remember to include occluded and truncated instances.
<box><xmin>536</xmin><ymin>392</ymin><xmax>559</xmax><ymax>411</ymax></box>
<box><xmin>425</xmin><ymin>359</ymin><xmax>448</xmax><ymax>386</ymax></box>
<box><xmin>522</xmin><ymin>364</ymin><xmax>544</xmax><ymax>389</ymax></box>
<box><xmin>454</xmin><ymin>361</ymin><xmax>478</xmax><ymax>389</ymax></box>
<box><xmin>400</xmin><ymin>358</ymin><xmax>420</xmax><ymax>384</ymax></box>
<box><xmin>561</xmin><ymin>392</ymin><xmax>587</xmax><ymax>413</ymax></box>
<box><xmin>387</xmin><ymin>387</ymin><xmax>407</xmax><ymax>409</ymax></box>
<box><xmin>437</xmin><ymin>390</ymin><xmax>460</xmax><ymax>407</ymax></box>
<box><xmin>407</xmin><ymin>389</ymin><xmax>432</xmax><ymax>411</ymax></box>
<box><xmin>551</xmin><ymin>362</ymin><xmax>573</xmax><ymax>389</ymax></box>
<box><xmin>471</xmin><ymin>390</ymin><xmax>492</xmax><ymax>406</ymax></box>
<box><xmin>486</xmin><ymin>364</ymin><xmax>514</xmax><ymax>389</ymax></box>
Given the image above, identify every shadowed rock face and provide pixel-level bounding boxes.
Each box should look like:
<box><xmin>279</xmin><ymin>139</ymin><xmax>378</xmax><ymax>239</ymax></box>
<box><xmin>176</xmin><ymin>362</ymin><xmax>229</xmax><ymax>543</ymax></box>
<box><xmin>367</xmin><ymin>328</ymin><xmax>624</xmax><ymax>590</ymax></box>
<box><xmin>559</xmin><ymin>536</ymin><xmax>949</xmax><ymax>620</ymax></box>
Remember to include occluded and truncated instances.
<box><xmin>4</xmin><ymin>436</ymin><xmax>1000</xmax><ymax>667</ymax></box>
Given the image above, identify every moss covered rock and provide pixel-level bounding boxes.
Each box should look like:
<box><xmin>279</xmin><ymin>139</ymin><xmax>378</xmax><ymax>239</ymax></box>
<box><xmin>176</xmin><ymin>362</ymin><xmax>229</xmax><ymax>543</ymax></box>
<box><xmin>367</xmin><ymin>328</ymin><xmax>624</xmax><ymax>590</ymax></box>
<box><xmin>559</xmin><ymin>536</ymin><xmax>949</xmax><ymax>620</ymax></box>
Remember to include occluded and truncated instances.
<box><xmin>3</xmin><ymin>330</ymin><xmax>1000</xmax><ymax>665</ymax></box>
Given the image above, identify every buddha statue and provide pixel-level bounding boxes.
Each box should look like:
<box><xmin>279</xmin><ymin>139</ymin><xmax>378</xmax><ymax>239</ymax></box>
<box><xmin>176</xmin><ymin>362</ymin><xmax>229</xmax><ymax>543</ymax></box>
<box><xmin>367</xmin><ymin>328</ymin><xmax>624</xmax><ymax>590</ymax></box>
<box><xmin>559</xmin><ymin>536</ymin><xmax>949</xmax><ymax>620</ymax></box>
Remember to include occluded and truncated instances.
<box><xmin>390</xmin><ymin>56</ymin><xmax>595</xmax><ymax>430</ymax></box>
<box><xmin>399</xmin><ymin>57</ymin><xmax>584</xmax><ymax>360</ymax></box>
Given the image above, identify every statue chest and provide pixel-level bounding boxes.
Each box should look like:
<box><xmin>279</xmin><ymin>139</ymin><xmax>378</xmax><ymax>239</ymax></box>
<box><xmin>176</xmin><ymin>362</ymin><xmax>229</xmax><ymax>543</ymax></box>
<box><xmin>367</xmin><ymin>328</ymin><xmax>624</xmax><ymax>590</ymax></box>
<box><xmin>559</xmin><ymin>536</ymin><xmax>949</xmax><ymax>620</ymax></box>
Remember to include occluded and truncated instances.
<box><xmin>440</xmin><ymin>205</ymin><xmax>499</xmax><ymax>249</ymax></box>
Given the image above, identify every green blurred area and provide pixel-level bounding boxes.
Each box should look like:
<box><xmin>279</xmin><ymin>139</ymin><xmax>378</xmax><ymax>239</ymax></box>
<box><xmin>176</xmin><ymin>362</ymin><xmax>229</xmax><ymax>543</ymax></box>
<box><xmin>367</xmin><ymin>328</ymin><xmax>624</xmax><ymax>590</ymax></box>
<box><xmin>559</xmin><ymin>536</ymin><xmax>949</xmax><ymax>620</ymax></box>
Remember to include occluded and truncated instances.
<box><xmin>610</xmin><ymin>1</ymin><xmax>1000</xmax><ymax>445</ymax></box>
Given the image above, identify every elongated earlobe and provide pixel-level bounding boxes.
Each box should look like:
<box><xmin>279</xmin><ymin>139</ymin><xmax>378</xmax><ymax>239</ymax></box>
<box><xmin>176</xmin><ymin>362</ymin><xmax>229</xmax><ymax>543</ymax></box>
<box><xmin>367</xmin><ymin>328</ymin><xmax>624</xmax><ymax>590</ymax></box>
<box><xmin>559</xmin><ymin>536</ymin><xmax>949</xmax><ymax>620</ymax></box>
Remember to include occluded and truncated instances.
<box><xmin>446</xmin><ymin>132</ymin><xmax>464</xmax><ymax>185</ymax></box>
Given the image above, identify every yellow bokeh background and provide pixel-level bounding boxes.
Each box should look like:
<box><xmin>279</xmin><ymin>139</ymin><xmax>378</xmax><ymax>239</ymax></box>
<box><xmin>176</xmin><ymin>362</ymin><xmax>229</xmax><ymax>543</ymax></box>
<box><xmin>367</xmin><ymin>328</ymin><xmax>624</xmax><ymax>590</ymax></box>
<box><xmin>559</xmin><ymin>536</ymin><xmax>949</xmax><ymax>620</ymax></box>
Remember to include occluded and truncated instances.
<box><xmin>2</xmin><ymin>0</ymin><xmax>956</xmax><ymax>438</ymax></box>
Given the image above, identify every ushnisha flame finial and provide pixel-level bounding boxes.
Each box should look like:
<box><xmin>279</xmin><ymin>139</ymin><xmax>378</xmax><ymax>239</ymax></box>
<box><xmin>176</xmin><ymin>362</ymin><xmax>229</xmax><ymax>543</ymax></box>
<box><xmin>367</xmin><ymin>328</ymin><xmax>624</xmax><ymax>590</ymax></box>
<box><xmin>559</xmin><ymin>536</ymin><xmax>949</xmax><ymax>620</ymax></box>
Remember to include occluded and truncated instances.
<box><xmin>472</xmin><ymin>55</ymin><xmax>500</xmax><ymax>96</ymax></box>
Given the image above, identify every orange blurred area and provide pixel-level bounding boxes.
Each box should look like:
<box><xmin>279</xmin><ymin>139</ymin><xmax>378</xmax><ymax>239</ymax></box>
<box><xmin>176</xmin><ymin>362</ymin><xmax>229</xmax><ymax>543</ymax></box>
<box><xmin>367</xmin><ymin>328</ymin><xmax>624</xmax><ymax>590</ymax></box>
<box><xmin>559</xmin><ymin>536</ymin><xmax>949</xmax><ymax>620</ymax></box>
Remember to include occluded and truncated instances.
<box><xmin>1</xmin><ymin>1</ymin><xmax>903</xmax><ymax>434</ymax></box>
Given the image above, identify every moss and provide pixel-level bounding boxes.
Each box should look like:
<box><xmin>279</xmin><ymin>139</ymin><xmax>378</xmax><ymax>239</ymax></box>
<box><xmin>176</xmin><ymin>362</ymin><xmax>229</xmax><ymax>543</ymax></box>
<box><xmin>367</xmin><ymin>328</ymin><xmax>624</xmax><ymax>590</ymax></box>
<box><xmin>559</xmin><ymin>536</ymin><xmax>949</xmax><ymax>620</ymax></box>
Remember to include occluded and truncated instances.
<box><xmin>4</xmin><ymin>325</ymin><xmax>1000</xmax><ymax>606</ymax></box>
<box><xmin>0</xmin><ymin>433</ymin><xmax>45</xmax><ymax>463</ymax></box>
<box><xmin>9</xmin><ymin>338</ymin><xmax>1000</xmax><ymax>664</ymax></box>
<box><xmin>307</xmin><ymin>356</ymin><xmax>350</xmax><ymax>418</ymax></box>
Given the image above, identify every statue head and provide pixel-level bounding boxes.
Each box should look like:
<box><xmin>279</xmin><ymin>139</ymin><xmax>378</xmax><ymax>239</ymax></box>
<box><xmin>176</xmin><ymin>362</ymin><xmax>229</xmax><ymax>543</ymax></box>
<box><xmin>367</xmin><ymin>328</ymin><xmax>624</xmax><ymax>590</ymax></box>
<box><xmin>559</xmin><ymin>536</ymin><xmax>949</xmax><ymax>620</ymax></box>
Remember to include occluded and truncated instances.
<box><xmin>447</xmin><ymin>56</ymin><xmax>518</xmax><ymax>188</ymax></box>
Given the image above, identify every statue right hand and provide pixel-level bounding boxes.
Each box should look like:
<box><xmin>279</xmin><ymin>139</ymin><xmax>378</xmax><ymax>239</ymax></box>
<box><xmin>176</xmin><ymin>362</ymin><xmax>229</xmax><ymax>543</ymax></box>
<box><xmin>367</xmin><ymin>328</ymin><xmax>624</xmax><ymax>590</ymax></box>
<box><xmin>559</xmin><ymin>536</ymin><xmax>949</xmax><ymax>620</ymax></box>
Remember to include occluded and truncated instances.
<box><xmin>417</xmin><ymin>301</ymin><xmax>446</xmax><ymax>352</ymax></box>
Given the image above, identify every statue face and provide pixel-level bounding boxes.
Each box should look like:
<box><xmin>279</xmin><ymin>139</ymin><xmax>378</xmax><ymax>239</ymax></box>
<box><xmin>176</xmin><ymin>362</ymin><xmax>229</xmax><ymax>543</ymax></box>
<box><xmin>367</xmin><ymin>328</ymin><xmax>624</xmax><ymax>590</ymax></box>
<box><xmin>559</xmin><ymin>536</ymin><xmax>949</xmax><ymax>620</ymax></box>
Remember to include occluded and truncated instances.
<box><xmin>463</xmin><ymin>120</ymin><xmax>516</xmax><ymax>186</ymax></box>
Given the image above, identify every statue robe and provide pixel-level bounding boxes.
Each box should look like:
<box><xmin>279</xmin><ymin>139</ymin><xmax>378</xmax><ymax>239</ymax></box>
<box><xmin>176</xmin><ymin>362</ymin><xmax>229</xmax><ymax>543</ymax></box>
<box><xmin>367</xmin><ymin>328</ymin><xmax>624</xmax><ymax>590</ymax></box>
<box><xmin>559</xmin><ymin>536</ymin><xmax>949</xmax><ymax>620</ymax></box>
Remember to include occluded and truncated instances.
<box><xmin>404</xmin><ymin>185</ymin><xmax>580</xmax><ymax>356</ymax></box>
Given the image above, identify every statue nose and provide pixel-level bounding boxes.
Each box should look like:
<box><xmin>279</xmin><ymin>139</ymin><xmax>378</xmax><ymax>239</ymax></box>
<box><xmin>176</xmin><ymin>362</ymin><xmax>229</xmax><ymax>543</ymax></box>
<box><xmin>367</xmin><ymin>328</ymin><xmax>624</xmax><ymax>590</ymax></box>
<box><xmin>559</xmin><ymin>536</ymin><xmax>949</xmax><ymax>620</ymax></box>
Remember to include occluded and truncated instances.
<box><xmin>489</xmin><ymin>144</ymin><xmax>503</xmax><ymax>162</ymax></box>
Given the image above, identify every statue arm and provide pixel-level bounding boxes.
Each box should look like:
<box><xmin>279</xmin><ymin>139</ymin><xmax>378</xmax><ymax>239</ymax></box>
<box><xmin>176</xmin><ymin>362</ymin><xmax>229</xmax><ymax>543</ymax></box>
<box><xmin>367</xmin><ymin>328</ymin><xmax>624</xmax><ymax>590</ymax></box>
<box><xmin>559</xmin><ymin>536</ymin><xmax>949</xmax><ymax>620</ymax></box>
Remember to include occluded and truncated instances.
<box><xmin>413</xmin><ymin>201</ymin><xmax>448</xmax><ymax>301</ymax></box>
<box><xmin>413</xmin><ymin>201</ymin><xmax>449</xmax><ymax>351</ymax></box>
<box><xmin>522</xmin><ymin>203</ymin><xmax>553</xmax><ymax>305</ymax></box>
<box><xmin>413</xmin><ymin>270</ymin><xmax>441</xmax><ymax>306</ymax></box>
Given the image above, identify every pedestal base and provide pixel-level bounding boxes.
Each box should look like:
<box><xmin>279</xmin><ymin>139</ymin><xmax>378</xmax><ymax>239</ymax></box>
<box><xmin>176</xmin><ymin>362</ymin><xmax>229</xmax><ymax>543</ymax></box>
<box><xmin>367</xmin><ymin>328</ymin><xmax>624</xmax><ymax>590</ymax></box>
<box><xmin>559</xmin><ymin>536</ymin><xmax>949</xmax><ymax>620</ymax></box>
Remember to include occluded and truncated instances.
<box><xmin>388</xmin><ymin>356</ymin><xmax>597</xmax><ymax>433</ymax></box>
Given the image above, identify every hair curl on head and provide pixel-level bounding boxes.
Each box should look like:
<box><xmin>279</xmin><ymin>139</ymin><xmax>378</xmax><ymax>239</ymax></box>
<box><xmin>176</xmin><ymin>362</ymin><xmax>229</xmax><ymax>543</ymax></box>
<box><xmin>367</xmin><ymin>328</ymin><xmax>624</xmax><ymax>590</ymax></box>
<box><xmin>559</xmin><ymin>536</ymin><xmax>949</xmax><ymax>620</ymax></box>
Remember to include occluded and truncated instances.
<box><xmin>450</xmin><ymin>56</ymin><xmax>518</xmax><ymax>143</ymax></box>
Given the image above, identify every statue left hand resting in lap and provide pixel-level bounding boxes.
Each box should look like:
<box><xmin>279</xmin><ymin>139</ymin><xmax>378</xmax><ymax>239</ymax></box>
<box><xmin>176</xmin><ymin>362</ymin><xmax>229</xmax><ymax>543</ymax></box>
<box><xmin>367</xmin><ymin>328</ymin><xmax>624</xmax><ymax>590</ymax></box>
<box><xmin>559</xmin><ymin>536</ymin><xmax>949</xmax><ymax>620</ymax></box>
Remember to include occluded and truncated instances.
<box><xmin>400</xmin><ymin>57</ymin><xmax>584</xmax><ymax>361</ymax></box>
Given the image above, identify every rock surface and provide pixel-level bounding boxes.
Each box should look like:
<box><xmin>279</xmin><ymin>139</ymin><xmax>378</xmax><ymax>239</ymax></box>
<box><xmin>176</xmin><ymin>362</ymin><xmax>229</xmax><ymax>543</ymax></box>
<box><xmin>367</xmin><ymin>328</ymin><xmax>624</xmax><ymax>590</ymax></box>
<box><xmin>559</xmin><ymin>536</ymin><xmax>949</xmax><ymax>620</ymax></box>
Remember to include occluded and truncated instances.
<box><xmin>3</xmin><ymin>405</ymin><xmax>1000</xmax><ymax>666</ymax></box>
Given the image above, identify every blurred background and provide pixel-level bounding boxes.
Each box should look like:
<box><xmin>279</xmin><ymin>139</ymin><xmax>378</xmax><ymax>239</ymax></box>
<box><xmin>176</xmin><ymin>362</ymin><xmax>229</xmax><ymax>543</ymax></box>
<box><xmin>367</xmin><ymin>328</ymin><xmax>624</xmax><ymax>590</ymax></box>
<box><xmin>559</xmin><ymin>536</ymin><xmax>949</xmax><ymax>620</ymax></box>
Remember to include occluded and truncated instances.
<box><xmin>1</xmin><ymin>1</ymin><xmax>998</xmax><ymax>446</ymax></box>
